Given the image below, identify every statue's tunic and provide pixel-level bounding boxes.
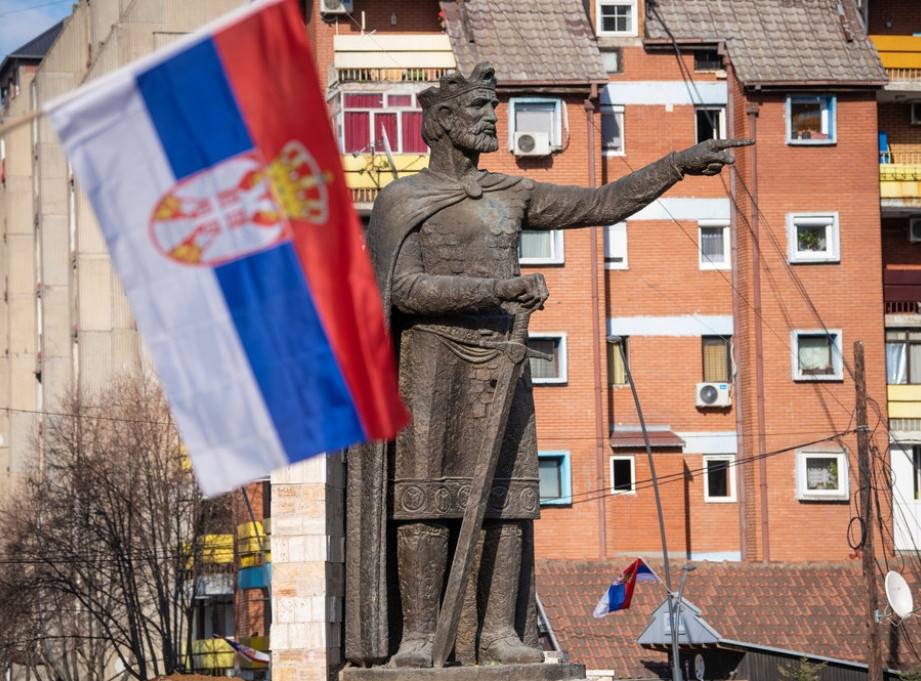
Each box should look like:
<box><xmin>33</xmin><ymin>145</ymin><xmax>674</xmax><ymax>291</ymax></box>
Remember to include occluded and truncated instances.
<box><xmin>389</xmin><ymin>179</ymin><xmax>538</xmax><ymax>521</ymax></box>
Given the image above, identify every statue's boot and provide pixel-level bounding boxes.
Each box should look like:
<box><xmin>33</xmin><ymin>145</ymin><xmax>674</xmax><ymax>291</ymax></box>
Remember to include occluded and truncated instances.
<box><xmin>391</xmin><ymin>522</ymin><xmax>448</xmax><ymax>668</ymax></box>
<box><xmin>477</xmin><ymin>521</ymin><xmax>544</xmax><ymax>665</ymax></box>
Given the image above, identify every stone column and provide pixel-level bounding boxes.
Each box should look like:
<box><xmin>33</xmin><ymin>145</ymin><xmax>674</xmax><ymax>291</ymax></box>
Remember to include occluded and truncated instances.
<box><xmin>271</xmin><ymin>451</ymin><xmax>346</xmax><ymax>681</ymax></box>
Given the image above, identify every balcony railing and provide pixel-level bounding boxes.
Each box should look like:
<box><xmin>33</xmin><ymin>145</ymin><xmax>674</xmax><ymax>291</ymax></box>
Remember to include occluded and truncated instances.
<box><xmin>880</xmin><ymin>151</ymin><xmax>921</xmax><ymax>181</ymax></box>
<box><xmin>886</xmin><ymin>67</ymin><xmax>921</xmax><ymax>84</ymax></box>
<box><xmin>329</xmin><ymin>65</ymin><xmax>452</xmax><ymax>86</ymax></box>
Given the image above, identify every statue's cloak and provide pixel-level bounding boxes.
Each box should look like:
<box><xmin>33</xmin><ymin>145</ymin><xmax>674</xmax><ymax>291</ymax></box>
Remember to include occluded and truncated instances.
<box><xmin>344</xmin><ymin>169</ymin><xmax>527</xmax><ymax>666</ymax></box>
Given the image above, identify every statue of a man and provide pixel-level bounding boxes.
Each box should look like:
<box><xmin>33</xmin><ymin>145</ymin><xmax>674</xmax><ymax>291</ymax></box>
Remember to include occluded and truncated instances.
<box><xmin>345</xmin><ymin>62</ymin><xmax>748</xmax><ymax>669</ymax></box>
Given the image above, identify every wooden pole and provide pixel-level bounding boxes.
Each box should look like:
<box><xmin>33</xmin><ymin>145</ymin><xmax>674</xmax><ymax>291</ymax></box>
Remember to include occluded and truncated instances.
<box><xmin>855</xmin><ymin>340</ymin><xmax>882</xmax><ymax>681</ymax></box>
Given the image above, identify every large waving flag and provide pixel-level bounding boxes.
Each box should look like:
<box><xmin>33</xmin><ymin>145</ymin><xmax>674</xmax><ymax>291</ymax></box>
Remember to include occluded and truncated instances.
<box><xmin>215</xmin><ymin>635</ymin><xmax>270</xmax><ymax>664</ymax></box>
<box><xmin>45</xmin><ymin>0</ymin><xmax>407</xmax><ymax>496</ymax></box>
<box><xmin>593</xmin><ymin>558</ymin><xmax>661</xmax><ymax>618</ymax></box>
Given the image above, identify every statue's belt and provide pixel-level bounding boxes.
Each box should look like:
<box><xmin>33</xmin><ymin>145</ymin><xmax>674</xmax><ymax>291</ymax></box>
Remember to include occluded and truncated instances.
<box><xmin>412</xmin><ymin>319</ymin><xmax>552</xmax><ymax>364</ymax></box>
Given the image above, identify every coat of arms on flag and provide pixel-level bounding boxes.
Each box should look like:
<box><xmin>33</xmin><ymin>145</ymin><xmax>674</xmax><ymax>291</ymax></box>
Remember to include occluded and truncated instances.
<box><xmin>45</xmin><ymin>0</ymin><xmax>408</xmax><ymax>496</ymax></box>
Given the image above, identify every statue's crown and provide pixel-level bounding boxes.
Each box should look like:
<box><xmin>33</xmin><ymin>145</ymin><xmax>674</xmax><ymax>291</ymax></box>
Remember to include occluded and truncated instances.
<box><xmin>418</xmin><ymin>62</ymin><xmax>497</xmax><ymax>109</ymax></box>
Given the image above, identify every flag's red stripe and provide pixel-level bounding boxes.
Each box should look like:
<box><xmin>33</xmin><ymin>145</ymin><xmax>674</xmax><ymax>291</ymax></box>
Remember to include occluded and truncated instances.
<box><xmin>214</xmin><ymin>0</ymin><xmax>407</xmax><ymax>439</ymax></box>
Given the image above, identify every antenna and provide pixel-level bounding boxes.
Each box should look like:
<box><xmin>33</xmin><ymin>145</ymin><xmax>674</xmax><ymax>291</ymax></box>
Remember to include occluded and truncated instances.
<box><xmin>885</xmin><ymin>571</ymin><xmax>914</xmax><ymax>620</ymax></box>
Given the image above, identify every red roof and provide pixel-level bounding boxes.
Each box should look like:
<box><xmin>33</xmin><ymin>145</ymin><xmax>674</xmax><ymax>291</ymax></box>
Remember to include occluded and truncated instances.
<box><xmin>536</xmin><ymin>559</ymin><xmax>921</xmax><ymax>678</ymax></box>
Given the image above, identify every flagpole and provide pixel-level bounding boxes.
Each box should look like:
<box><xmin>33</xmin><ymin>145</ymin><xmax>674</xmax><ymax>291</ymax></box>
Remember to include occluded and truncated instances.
<box><xmin>608</xmin><ymin>336</ymin><xmax>681</xmax><ymax>681</ymax></box>
<box><xmin>0</xmin><ymin>110</ymin><xmax>42</xmax><ymax>136</ymax></box>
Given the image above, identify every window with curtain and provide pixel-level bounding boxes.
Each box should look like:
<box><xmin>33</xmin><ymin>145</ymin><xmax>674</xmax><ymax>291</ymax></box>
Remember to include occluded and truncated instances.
<box><xmin>796</xmin><ymin>448</ymin><xmax>849</xmax><ymax>500</ymax></box>
<box><xmin>604</xmin><ymin>222</ymin><xmax>628</xmax><ymax>270</ymax></box>
<box><xmin>342</xmin><ymin>91</ymin><xmax>426</xmax><ymax>154</ymax></box>
<box><xmin>607</xmin><ymin>338</ymin><xmax>628</xmax><ymax>385</ymax></box>
<box><xmin>787</xmin><ymin>94</ymin><xmax>836</xmax><ymax>144</ymax></box>
<box><xmin>702</xmin><ymin>336</ymin><xmax>731</xmax><ymax>382</ymax></box>
<box><xmin>527</xmin><ymin>334</ymin><xmax>567</xmax><ymax>384</ymax></box>
<box><xmin>699</xmin><ymin>220</ymin><xmax>730</xmax><ymax>269</ymax></box>
<box><xmin>518</xmin><ymin>230</ymin><xmax>564</xmax><ymax>264</ymax></box>
<box><xmin>601</xmin><ymin>104</ymin><xmax>624</xmax><ymax>154</ymax></box>
<box><xmin>886</xmin><ymin>329</ymin><xmax>921</xmax><ymax>384</ymax></box>
<box><xmin>793</xmin><ymin>330</ymin><xmax>842</xmax><ymax>380</ymax></box>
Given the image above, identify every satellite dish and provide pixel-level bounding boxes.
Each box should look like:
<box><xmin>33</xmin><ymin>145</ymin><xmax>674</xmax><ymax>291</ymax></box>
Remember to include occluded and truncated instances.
<box><xmin>694</xmin><ymin>653</ymin><xmax>705</xmax><ymax>681</ymax></box>
<box><xmin>885</xmin><ymin>571</ymin><xmax>914</xmax><ymax>619</ymax></box>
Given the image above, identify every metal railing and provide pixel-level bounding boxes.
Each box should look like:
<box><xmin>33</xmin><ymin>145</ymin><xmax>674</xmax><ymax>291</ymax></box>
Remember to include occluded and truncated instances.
<box><xmin>329</xmin><ymin>66</ymin><xmax>452</xmax><ymax>85</ymax></box>
<box><xmin>886</xmin><ymin>300</ymin><xmax>921</xmax><ymax>315</ymax></box>
<box><xmin>886</xmin><ymin>67</ymin><xmax>921</xmax><ymax>83</ymax></box>
<box><xmin>879</xmin><ymin>151</ymin><xmax>921</xmax><ymax>181</ymax></box>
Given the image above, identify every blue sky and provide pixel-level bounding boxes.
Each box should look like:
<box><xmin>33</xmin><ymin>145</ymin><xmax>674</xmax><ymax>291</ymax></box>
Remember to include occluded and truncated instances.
<box><xmin>0</xmin><ymin>0</ymin><xmax>74</xmax><ymax>62</ymax></box>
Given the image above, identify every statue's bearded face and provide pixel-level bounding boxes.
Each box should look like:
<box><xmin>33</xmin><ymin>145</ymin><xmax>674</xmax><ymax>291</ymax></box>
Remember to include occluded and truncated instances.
<box><xmin>448</xmin><ymin>88</ymin><xmax>500</xmax><ymax>153</ymax></box>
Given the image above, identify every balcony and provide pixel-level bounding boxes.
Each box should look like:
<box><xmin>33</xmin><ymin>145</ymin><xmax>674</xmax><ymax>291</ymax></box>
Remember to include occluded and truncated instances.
<box><xmin>880</xmin><ymin>151</ymin><xmax>921</xmax><ymax>206</ymax></box>
<box><xmin>871</xmin><ymin>35</ymin><xmax>921</xmax><ymax>91</ymax></box>
<box><xmin>885</xmin><ymin>264</ymin><xmax>921</xmax><ymax>316</ymax></box>
<box><xmin>342</xmin><ymin>152</ymin><xmax>429</xmax><ymax>210</ymax></box>
<box><xmin>330</xmin><ymin>34</ymin><xmax>455</xmax><ymax>87</ymax></box>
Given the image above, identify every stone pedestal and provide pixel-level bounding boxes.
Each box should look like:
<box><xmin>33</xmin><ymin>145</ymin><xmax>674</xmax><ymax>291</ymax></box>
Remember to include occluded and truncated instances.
<box><xmin>339</xmin><ymin>663</ymin><xmax>586</xmax><ymax>681</ymax></box>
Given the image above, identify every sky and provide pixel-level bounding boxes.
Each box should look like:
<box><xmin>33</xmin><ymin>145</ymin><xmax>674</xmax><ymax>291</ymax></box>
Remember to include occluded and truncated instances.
<box><xmin>0</xmin><ymin>0</ymin><xmax>74</xmax><ymax>62</ymax></box>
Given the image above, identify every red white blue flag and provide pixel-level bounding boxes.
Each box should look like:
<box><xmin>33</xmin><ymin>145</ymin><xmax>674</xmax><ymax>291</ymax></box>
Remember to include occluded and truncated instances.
<box><xmin>216</xmin><ymin>635</ymin><xmax>270</xmax><ymax>664</ymax></box>
<box><xmin>46</xmin><ymin>0</ymin><xmax>407</xmax><ymax>496</ymax></box>
<box><xmin>593</xmin><ymin>558</ymin><xmax>661</xmax><ymax>617</ymax></box>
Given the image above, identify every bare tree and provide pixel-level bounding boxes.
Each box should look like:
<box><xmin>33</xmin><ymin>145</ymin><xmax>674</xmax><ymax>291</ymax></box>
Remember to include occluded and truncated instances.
<box><xmin>0</xmin><ymin>375</ymin><xmax>232</xmax><ymax>681</ymax></box>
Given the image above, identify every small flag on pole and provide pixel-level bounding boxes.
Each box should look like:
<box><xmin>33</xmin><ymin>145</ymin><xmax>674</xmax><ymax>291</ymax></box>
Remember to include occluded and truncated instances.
<box><xmin>215</xmin><ymin>635</ymin><xmax>270</xmax><ymax>664</ymax></box>
<box><xmin>593</xmin><ymin>558</ymin><xmax>661</xmax><ymax>618</ymax></box>
<box><xmin>45</xmin><ymin>0</ymin><xmax>407</xmax><ymax>496</ymax></box>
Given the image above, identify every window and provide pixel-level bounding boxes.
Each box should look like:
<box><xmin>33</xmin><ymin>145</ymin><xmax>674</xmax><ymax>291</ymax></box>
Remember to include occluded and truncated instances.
<box><xmin>913</xmin><ymin>446</ymin><xmax>921</xmax><ymax>500</ymax></box>
<box><xmin>601</xmin><ymin>49</ymin><xmax>622</xmax><ymax>74</ymax></box>
<box><xmin>703</xmin><ymin>455</ymin><xmax>736</xmax><ymax>502</ymax></box>
<box><xmin>597</xmin><ymin>0</ymin><xmax>637</xmax><ymax>36</ymax></box>
<box><xmin>886</xmin><ymin>329</ymin><xmax>921</xmax><ymax>384</ymax></box>
<box><xmin>604</xmin><ymin>222</ymin><xmax>628</xmax><ymax>270</ymax></box>
<box><xmin>796</xmin><ymin>448</ymin><xmax>849</xmax><ymax>500</ymax></box>
<box><xmin>699</xmin><ymin>219</ymin><xmax>730</xmax><ymax>269</ymax></box>
<box><xmin>527</xmin><ymin>333</ymin><xmax>567</xmax><ymax>384</ymax></box>
<box><xmin>538</xmin><ymin>451</ymin><xmax>571</xmax><ymax>505</ymax></box>
<box><xmin>786</xmin><ymin>213</ymin><xmax>839</xmax><ymax>263</ymax></box>
<box><xmin>696</xmin><ymin>106</ymin><xmax>725</xmax><ymax>143</ymax></box>
<box><xmin>792</xmin><ymin>330</ymin><xmax>843</xmax><ymax>381</ymax></box>
<box><xmin>610</xmin><ymin>455</ymin><xmax>635</xmax><ymax>494</ymax></box>
<box><xmin>694</xmin><ymin>50</ymin><xmax>723</xmax><ymax>72</ymax></box>
<box><xmin>601</xmin><ymin>105</ymin><xmax>624</xmax><ymax>154</ymax></box>
<box><xmin>342</xmin><ymin>91</ymin><xmax>426</xmax><ymax>154</ymax></box>
<box><xmin>509</xmin><ymin>98</ymin><xmax>562</xmax><ymax>148</ymax></box>
<box><xmin>607</xmin><ymin>337</ymin><xmax>628</xmax><ymax>385</ymax></box>
<box><xmin>787</xmin><ymin>95</ymin><xmax>836</xmax><ymax>144</ymax></box>
<box><xmin>702</xmin><ymin>336</ymin><xmax>731</xmax><ymax>382</ymax></box>
<box><xmin>519</xmin><ymin>230</ymin><xmax>564</xmax><ymax>265</ymax></box>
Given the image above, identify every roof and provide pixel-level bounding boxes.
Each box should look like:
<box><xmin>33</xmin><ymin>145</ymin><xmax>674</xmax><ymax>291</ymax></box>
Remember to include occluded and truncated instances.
<box><xmin>0</xmin><ymin>20</ymin><xmax>64</xmax><ymax>80</ymax></box>
<box><xmin>643</xmin><ymin>0</ymin><xmax>887</xmax><ymax>88</ymax></box>
<box><xmin>536</xmin><ymin>559</ymin><xmax>921</xmax><ymax>678</ymax></box>
<box><xmin>439</xmin><ymin>0</ymin><xmax>608</xmax><ymax>86</ymax></box>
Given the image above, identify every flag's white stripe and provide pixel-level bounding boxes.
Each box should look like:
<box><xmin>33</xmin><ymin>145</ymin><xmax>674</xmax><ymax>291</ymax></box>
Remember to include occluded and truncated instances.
<box><xmin>50</xmin><ymin>79</ymin><xmax>288</xmax><ymax>496</ymax></box>
<box><xmin>43</xmin><ymin>0</ymin><xmax>288</xmax><ymax>117</ymax></box>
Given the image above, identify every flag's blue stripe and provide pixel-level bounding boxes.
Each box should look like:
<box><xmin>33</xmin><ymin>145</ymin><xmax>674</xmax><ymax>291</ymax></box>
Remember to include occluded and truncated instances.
<box><xmin>136</xmin><ymin>37</ymin><xmax>253</xmax><ymax>180</ymax></box>
<box><xmin>607</xmin><ymin>584</ymin><xmax>626</xmax><ymax>612</ymax></box>
<box><xmin>215</xmin><ymin>242</ymin><xmax>366</xmax><ymax>460</ymax></box>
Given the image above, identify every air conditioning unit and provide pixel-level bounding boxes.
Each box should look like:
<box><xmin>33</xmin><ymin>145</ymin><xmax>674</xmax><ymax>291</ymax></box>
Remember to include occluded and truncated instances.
<box><xmin>911</xmin><ymin>102</ymin><xmax>921</xmax><ymax>126</ymax></box>
<box><xmin>696</xmin><ymin>382</ymin><xmax>731</xmax><ymax>408</ymax></box>
<box><xmin>320</xmin><ymin>0</ymin><xmax>353</xmax><ymax>15</ymax></box>
<box><xmin>910</xmin><ymin>217</ymin><xmax>921</xmax><ymax>243</ymax></box>
<box><xmin>513</xmin><ymin>131</ymin><xmax>551</xmax><ymax>157</ymax></box>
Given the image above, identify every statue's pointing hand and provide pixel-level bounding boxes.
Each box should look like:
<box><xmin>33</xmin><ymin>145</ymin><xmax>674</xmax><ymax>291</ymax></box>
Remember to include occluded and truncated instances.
<box><xmin>674</xmin><ymin>138</ymin><xmax>754</xmax><ymax>177</ymax></box>
<box><xmin>496</xmin><ymin>273</ymin><xmax>550</xmax><ymax>310</ymax></box>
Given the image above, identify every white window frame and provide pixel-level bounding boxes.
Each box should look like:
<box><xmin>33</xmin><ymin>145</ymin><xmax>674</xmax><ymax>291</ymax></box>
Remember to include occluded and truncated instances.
<box><xmin>508</xmin><ymin>97</ymin><xmax>562</xmax><ymax>149</ymax></box>
<box><xmin>604</xmin><ymin>222</ymin><xmax>628</xmax><ymax>270</ymax></box>
<box><xmin>695</xmin><ymin>106</ymin><xmax>726</xmax><ymax>143</ymax></box>
<box><xmin>786</xmin><ymin>212</ymin><xmax>839</xmax><ymax>264</ymax></box>
<box><xmin>703</xmin><ymin>455</ymin><xmax>736</xmax><ymax>502</ymax></box>
<box><xmin>786</xmin><ymin>94</ymin><xmax>836</xmax><ymax>145</ymax></box>
<box><xmin>596</xmin><ymin>0</ymin><xmax>638</xmax><ymax>37</ymax></box>
<box><xmin>528</xmin><ymin>332</ymin><xmax>567</xmax><ymax>385</ymax></box>
<box><xmin>539</xmin><ymin>451</ymin><xmax>572</xmax><ymax>505</ymax></box>
<box><xmin>791</xmin><ymin>329</ymin><xmax>844</xmax><ymax>381</ymax></box>
<box><xmin>796</xmin><ymin>448</ymin><xmax>849</xmax><ymax>501</ymax></box>
<box><xmin>601</xmin><ymin>104</ymin><xmax>625</xmax><ymax>156</ymax></box>
<box><xmin>699</xmin><ymin>219</ymin><xmax>731</xmax><ymax>270</ymax></box>
<box><xmin>519</xmin><ymin>229</ymin><xmax>564</xmax><ymax>265</ymax></box>
<box><xmin>610</xmin><ymin>455</ymin><xmax>636</xmax><ymax>494</ymax></box>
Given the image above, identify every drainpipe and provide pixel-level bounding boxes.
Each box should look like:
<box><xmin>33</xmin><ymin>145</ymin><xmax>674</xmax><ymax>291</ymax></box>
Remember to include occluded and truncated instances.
<box><xmin>586</xmin><ymin>84</ymin><xmax>607</xmax><ymax>559</ymax></box>
<box><xmin>746</xmin><ymin>100</ymin><xmax>770</xmax><ymax>562</ymax></box>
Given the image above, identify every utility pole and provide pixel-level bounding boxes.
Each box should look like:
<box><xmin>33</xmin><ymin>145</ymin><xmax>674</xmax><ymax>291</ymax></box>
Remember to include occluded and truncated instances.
<box><xmin>855</xmin><ymin>340</ymin><xmax>882</xmax><ymax>681</ymax></box>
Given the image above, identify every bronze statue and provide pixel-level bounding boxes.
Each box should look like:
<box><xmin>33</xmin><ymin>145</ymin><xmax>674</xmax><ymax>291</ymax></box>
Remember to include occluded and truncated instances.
<box><xmin>345</xmin><ymin>62</ymin><xmax>750</xmax><ymax>670</ymax></box>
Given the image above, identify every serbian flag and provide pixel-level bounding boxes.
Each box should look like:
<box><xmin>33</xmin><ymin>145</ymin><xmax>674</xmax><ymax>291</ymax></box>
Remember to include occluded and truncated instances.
<box><xmin>215</xmin><ymin>635</ymin><xmax>270</xmax><ymax>664</ymax></box>
<box><xmin>45</xmin><ymin>0</ymin><xmax>407</xmax><ymax>496</ymax></box>
<box><xmin>593</xmin><ymin>558</ymin><xmax>661</xmax><ymax>618</ymax></box>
